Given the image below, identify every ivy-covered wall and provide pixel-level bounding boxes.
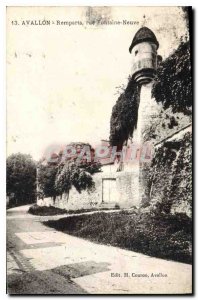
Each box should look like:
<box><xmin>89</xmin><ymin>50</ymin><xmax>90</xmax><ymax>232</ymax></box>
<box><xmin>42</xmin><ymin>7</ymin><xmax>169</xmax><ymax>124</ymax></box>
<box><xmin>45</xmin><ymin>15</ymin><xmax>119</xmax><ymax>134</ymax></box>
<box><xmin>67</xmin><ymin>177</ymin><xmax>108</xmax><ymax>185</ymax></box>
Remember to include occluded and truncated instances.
<box><xmin>152</xmin><ymin>41</ymin><xmax>192</xmax><ymax>115</ymax></box>
<box><xmin>148</xmin><ymin>40</ymin><xmax>192</xmax><ymax>216</ymax></box>
<box><xmin>149</xmin><ymin>131</ymin><xmax>192</xmax><ymax>217</ymax></box>
<box><xmin>109</xmin><ymin>38</ymin><xmax>192</xmax><ymax>216</ymax></box>
<box><xmin>110</xmin><ymin>41</ymin><xmax>192</xmax><ymax>146</ymax></box>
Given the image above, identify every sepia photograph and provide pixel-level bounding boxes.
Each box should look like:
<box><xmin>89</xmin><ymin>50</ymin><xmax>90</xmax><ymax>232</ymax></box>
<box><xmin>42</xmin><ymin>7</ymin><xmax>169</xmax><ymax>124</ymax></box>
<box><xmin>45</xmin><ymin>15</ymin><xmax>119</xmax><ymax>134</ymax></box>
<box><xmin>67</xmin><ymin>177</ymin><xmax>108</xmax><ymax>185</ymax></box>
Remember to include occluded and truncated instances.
<box><xmin>6</xmin><ymin>6</ymin><xmax>192</xmax><ymax>295</ymax></box>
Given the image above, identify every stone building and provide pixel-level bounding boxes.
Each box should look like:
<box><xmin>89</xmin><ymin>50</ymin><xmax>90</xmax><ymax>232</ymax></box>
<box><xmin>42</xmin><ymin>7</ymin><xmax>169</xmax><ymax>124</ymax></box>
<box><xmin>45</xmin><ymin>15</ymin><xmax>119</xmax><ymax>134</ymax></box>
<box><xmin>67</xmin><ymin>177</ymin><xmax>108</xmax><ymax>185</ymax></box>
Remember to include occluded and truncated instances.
<box><xmin>38</xmin><ymin>27</ymin><xmax>192</xmax><ymax>215</ymax></box>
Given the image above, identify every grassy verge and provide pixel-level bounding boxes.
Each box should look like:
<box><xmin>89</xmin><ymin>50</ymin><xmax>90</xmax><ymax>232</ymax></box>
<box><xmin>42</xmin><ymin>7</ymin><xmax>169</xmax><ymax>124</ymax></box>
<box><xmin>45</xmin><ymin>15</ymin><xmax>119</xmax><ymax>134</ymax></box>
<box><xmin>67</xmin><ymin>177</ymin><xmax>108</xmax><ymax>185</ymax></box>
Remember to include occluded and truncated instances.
<box><xmin>28</xmin><ymin>204</ymin><xmax>120</xmax><ymax>216</ymax></box>
<box><xmin>44</xmin><ymin>210</ymin><xmax>192</xmax><ymax>264</ymax></box>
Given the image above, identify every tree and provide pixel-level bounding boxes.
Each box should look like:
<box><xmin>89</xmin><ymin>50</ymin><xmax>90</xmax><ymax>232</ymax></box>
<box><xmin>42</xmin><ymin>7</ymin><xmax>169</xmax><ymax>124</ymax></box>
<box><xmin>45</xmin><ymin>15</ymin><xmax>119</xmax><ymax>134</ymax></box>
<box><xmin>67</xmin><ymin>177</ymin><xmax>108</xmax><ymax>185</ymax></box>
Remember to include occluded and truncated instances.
<box><xmin>6</xmin><ymin>153</ymin><xmax>36</xmax><ymax>207</ymax></box>
<box><xmin>55</xmin><ymin>160</ymin><xmax>101</xmax><ymax>201</ymax></box>
<box><xmin>37</xmin><ymin>143</ymin><xmax>101</xmax><ymax>202</ymax></box>
<box><xmin>37</xmin><ymin>164</ymin><xmax>58</xmax><ymax>202</ymax></box>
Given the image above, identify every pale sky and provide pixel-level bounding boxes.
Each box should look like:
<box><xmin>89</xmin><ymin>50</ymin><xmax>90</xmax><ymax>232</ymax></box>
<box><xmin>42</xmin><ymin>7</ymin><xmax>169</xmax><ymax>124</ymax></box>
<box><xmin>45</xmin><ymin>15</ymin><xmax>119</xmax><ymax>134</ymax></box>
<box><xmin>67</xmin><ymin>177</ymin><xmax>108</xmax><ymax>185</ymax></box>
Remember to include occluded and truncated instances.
<box><xmin>7</xmin><ymin>6</ymin><xmax>188</xmax><ymax>160</ymax></box>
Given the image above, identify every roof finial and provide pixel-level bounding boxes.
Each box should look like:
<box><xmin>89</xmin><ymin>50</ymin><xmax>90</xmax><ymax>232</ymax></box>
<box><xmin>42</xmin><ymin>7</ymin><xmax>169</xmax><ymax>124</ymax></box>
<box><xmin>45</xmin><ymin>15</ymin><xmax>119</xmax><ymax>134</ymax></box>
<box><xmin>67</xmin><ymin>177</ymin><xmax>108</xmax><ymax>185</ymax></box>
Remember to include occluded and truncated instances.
<box><xmin>142</xmin><ymin>14</ymin><xmax>147</xmax><ymax>26</ymax></box>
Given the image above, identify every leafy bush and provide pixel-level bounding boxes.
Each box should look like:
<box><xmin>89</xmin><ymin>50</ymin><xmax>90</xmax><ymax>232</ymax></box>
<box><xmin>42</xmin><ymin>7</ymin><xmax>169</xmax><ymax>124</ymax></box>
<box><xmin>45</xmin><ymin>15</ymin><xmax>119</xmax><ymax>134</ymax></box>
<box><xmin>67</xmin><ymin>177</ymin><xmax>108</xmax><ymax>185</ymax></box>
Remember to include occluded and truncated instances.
<box><xmin>55</xmin><ymin>161</ymin><xmax>100</xmax><ymax>199</ymax></box>
<box><xmin>28</xmin><ymin>204</ymin><xmax>67</xmax><ymax>216</ymax></box>
<box><xmin>114</xmin><ymin>204</ymin><xmax>120</xmax><ymax>209</ymax></box>
<box><xmin>28</xmin><ymin>204</ymin><xmax>121</xmax><ymax>216</ymax></box>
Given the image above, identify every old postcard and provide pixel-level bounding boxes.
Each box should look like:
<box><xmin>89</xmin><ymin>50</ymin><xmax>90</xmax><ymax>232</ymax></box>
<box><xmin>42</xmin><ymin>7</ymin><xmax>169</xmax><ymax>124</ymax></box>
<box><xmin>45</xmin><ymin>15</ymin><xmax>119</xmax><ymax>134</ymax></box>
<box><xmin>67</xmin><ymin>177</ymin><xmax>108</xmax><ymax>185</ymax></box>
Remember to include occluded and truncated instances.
<box><xmin>6</xmin><ymin>6</ymin><xmax>192</xmax><ymax>295</ymax></box>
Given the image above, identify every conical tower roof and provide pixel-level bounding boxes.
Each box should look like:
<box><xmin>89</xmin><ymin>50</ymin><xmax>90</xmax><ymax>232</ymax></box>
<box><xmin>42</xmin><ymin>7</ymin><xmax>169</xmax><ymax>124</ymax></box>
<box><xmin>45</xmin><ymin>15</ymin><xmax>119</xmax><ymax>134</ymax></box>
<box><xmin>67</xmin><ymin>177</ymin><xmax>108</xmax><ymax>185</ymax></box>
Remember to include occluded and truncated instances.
<box><xmin>129</xmin><ymin>27</ymin><xmax>159</xmax><ymax>53</ymax></box>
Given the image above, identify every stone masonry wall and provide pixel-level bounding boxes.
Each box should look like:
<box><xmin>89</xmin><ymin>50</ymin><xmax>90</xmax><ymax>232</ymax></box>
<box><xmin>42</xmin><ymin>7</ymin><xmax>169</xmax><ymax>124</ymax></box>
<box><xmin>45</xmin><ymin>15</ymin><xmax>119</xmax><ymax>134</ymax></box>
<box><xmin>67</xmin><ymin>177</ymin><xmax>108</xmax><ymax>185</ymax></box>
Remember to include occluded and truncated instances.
<box><xmin>37</xmin><ymin>163</ymin><xmax>141</xmax><ymax>210</ymax></box>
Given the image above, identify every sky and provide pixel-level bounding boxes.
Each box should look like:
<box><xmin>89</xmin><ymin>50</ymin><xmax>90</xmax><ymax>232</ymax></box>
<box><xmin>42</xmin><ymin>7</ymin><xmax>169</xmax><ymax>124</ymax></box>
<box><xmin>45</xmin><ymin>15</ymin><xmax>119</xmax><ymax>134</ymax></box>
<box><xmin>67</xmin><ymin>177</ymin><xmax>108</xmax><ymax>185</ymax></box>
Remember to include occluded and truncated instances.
<box><xmin>7</xmin><ymin>6</ymin><xmax>188</xmax><ymax>160</ymax></box>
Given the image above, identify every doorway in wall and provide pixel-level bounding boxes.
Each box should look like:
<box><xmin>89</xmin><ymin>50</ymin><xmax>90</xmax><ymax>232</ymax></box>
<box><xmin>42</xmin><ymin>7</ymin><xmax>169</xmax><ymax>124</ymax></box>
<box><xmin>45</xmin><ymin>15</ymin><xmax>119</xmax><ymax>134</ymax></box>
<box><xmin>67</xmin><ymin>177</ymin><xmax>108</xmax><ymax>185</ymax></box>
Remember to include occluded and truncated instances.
<box><xmin>102</xmin><ymin>178</ymin><xmax>118</xmax><ymax>203</ymax></box>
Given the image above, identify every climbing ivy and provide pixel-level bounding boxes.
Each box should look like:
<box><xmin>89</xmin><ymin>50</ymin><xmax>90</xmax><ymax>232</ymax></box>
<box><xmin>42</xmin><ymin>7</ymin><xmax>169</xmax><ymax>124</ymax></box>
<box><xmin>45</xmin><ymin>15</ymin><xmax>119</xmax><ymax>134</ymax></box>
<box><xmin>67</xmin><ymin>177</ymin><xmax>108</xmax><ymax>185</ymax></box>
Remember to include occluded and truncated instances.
<box><xmin>109</xmin><ymin>77</ymin><xmax>141</xmax><ymax>146</ymax></box>
<box><xmin>149</xmin><ymin>131</ymin><xmax>192</xmax><ymax>216</ymax></box>
<box><xmin>152</xmin><ymin>41</ymin><xmax>192</xmax><ymax>115</ymax></box>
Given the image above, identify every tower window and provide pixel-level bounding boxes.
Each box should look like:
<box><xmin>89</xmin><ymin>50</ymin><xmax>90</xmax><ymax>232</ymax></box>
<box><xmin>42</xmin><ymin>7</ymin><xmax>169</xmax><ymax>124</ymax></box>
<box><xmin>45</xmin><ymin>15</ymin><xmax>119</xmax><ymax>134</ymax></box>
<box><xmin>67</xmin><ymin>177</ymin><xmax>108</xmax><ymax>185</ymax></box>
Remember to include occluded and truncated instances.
<box><xmin>135</xmin><ymin>50</ymin><xmax>138</xmax><ymax>56</ymax></box>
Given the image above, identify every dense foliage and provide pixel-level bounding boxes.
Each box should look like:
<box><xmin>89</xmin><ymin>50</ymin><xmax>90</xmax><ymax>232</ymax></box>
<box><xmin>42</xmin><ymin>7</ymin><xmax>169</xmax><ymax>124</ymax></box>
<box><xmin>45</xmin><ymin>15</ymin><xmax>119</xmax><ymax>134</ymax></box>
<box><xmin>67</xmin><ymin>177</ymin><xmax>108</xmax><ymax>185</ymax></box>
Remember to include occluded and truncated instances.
<box><xmin>37</xmin><ymin>164</ymin><xmax>58</xmax><ymax>200</ymax></box>
<box><xmin>38</xmin><ymin>143</ymin><xmax>101</xmax><ymax>201</ymax></box>
<box><xmin>169</xmin><ymin>132</ymin><xmax>192</xmax><ymax>211</ymax></box>
<box><xmin>7</xmin><ymin>153</ymin><xmax>36</xmax><ymax>207</ymax></box>
<box><xmin>28</xmin><ymin>204</ymin><xmax>67</xmax><ymax>216</ymax></box>
<box><xmin>152</xmin><ymin>41</ymin><xmax>192</xmax><ymax>115</ymax></box>
<box><xmin>149</xmin><ymin>131</ymin><xmax>192</xmax><ymax>215</ymax></box>
<box><xmin>28</xmin><ymin>204</ymin><xmax>119</xmax><ymax>216</ymax></box>
<box><xmin>45</xmin><ymin>210</ymin><xmax>192</xmax><ymax>264</ymax></box>
<box><xmin>55</xmin><ymin>161</ymin><xmax>98</xmax><ymax>198</ymax></box>
<box><xmin>110</xmin><ymin>39</ymin><xmax>192</xmax><ymax>147</ymax></box>
<box><xmin>109</xmin><ymin>78</ymin><xmax>141</xmax><ymax>146</ymax></box>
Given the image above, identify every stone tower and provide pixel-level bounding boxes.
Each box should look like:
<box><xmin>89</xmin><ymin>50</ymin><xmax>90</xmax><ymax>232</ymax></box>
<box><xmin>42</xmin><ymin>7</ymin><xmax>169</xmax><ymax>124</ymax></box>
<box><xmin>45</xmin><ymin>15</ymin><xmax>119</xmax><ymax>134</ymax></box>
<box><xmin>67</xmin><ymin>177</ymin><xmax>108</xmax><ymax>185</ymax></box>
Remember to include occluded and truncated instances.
<box><xmin>129</xmin><ymin>27</ymin><xmax>159</xmax><ymax>85</ymax></box>
<box><xmin>129</xmin><ymin>27</ymin><xmax>161</xmax><ymax>205</ymax></box>
<box><xmin>129</xmin><ymin>27</ymin><xmax>161</xmax><ymax>144</ymax></box>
